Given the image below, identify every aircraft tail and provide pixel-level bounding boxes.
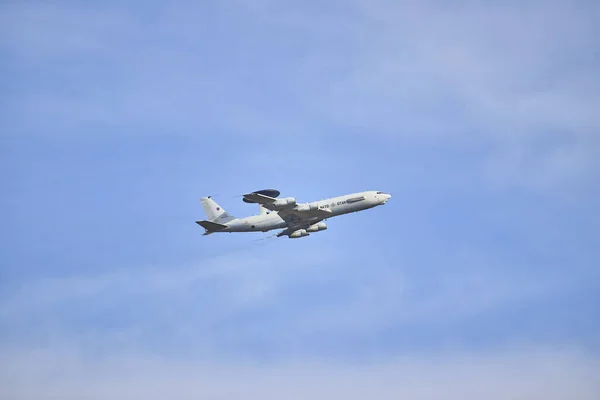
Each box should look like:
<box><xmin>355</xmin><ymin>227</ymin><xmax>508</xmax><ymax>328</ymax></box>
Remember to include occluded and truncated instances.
<box><xmin>200</xmin><ymin>197</ymin><xmax>235</xmax><ymax>223</ymax></box>
<box><xmin>196</xmin><ymin>220</ymin><xmax>228</xmax><ymax>231</ymax></box>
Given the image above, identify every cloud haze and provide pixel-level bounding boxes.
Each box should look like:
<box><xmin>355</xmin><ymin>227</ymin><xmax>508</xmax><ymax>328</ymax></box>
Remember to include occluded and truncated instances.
<box><xmin>1</xmin><ymin>0</ymin><xmax>599</xmax><ymax>399</ymax></box>
<box><xmin>2</xmin><ymin>346</ymin><xmax>598</xmax><ymax>400</ymax></box>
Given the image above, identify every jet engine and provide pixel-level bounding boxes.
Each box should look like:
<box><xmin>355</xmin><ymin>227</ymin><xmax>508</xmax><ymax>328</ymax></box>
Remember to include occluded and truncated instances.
<box><xmin>270</xmin><ymin>197</ymin><xmax>297</xmax><ymax>210</ymax></box>
<box><xmin>306</xmin><ymin>222</ymin><xmax>327</xmax><ymax>233</ymax></box>
<box><xmin>289</xmin><ymin>229</ymin><xmax>310</xmax><ymax>239</ymax></box>
<box><xmin>296</xmin><ymin>202</ymin><xmax>319</xmax><ymax>212</ymax></box>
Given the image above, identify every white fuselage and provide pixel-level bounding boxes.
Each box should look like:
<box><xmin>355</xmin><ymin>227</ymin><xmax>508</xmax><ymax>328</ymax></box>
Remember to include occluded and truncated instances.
<box><xmin>222</xmin><ymin>191</ymin><xmax>391</xmax><ymax>233</ymax></box>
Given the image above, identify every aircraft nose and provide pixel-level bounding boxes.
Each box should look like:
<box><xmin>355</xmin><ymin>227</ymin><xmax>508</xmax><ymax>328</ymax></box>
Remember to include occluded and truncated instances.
<box><xmin>379</xmin><ymin>193</ymin><xmax>391</xmax><ymax>204</ymax></box>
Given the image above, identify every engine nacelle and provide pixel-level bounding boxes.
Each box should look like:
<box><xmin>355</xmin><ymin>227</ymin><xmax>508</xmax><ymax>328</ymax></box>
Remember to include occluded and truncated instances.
<box><xmin>306</xmin><ymin>222</ymin><xmax>327</xmax><ymax>233</ymax></box>
<box><xmin>296</xmin><ymin>202</ymin><xmax>319</xmax><ymax>212</ymax></box>
<box><xmin>289</xmin><ymin>229</ymin><xmax>310</xmax><ymax>239</ymax></box>
<box><xmin>270</xmin><ymin>197</ymin><xmax>297</xmax><ymax>211</ymax></box>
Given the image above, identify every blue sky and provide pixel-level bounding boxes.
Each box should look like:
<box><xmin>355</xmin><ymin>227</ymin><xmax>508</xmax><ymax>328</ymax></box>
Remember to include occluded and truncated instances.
<box><xmin>1</xmin><ymin>1</ymin><xmax>599</xmax><ymax>398</ymax></box>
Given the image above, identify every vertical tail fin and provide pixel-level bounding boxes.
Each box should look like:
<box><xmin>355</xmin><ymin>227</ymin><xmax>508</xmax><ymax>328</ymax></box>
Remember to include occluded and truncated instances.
<box><xmin>200</xmin><ymin>197</ymin><xmax>235</xmax><ymax>223</ymax></box>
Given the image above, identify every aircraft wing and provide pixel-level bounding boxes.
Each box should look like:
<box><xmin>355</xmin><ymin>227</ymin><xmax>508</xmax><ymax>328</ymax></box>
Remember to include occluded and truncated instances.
<box><xmin>242</xmin><ymin>190</ymin><xmax>332</xmax><ymax>219</ymax></box>
<box><xmin>275</xmin><ymin>209</ymin><xmax>331</xmax><ymax>237</ymax></box>
<box><xmin>281</xmin><ymin>207</ymin><xmax>332</xmax><ymax>218</ymax></box>
<box><xmin>276</xmin><ymin>207</ymin><xmax>332</xmax><ymax>227</ymax></box>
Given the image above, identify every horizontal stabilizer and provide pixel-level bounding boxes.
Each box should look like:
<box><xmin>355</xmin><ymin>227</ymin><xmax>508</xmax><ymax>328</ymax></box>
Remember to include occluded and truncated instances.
<box><xmin>196</xmin><ymin>220</ymin><xmax>228</xmax><ymax>231</ymax></box>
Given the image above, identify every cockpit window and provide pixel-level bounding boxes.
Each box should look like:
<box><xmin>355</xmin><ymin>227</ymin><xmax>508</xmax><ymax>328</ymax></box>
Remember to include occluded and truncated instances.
<box><xmin>376</xmin><ymin>191</ymin><xmax>383</xmax><ymax>194</ymax></box>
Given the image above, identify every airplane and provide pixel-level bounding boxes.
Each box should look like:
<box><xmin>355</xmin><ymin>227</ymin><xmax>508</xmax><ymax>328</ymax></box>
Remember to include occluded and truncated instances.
<box><xmin>195</xmin><ymin>189</ymin><xmax>391</xmax><ymax>238</ymax></box>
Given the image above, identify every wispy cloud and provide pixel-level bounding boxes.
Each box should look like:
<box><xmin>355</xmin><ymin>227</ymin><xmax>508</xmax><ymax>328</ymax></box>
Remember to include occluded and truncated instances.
<box><xmin>1</xmin><ymin>345</ymin><xmax>598</xmax><ymax>400</ymax></box>
<box><xmin>2</xmin><ymin>1</ymin><xmax>597</xmax><ymax>189</ymax></box>
<box><xmin>1</xmin><ymin>240</ymin><xmax>591</xmax><ymax>359</ymax></box>
<box><xmin>1</xmin><ymin>2</ymin><xmax>599</xmax><ymax>398</ymax></box>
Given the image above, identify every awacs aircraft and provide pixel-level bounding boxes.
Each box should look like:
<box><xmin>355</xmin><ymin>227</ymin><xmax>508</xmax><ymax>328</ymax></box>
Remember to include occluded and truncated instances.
<box><xmin>196</xmin><ymin>189</ymin><xmax>391</xmax><ymax>238</ymax></box>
